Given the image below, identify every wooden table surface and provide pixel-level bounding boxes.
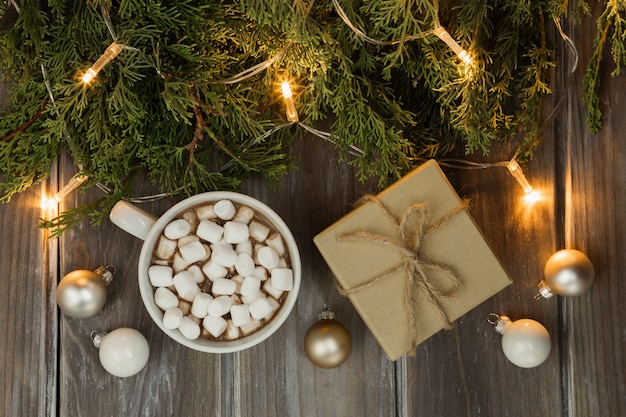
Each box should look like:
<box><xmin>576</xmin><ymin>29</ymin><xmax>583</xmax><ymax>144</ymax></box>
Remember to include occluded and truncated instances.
<box><xmin>2</xmin><ymin>7</ymin><xmax>625</xmax><ymax>417</ymax></box>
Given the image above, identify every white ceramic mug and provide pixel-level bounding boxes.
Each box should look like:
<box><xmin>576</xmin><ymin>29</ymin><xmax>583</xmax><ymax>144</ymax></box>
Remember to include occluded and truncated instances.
<box><xmin>109</xmin><ymin>191</ymin><xmax>301</xmax><ymax>353</ymax></box>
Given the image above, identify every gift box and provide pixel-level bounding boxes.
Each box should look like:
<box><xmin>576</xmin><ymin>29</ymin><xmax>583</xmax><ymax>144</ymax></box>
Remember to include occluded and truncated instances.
<box><xmin>313</xmin><ymin>160</ymin><xmax>512</xmax><ymax>360</ymax></box>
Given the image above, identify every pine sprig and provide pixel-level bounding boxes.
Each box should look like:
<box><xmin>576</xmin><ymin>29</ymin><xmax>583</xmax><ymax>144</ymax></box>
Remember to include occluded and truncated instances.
<box><xmin>583</xmin><ymin>0</ymin><xmax>626</xmax><ymax>133</ymax></box>
<box><xmin>0</xmin><ymin>0</ymin><xmax>620</xmax><ymax>234</ymax></box>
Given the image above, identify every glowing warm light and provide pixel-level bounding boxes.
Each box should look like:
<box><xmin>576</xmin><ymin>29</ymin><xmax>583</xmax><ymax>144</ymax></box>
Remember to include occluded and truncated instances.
<box><xmin>41</xmin><ymin>173</ymin><xmax>88</xmax><ymax>210</ymax></box>
<box><xmin>281</xmin><ymin>81</ymin><xmax>299</xmax><ymax>122</ymax></box>
<box><xmin>507</xmin><ymin>159</ymin><xmax>535</xmax><ymax>195</ymax></box>
<box><xmin>523</xmin><ymin>190</ymin><xmax>542</xmax><ymax>205</ymax></box>
<box><xmin>433</xmin><ymin>26</ymin><xmax>472</xmax><ymax>65</ymax></box>
<box><xmin>81</xmin><ymin>42</ymin><xmax>123</xmax><ymax>84</ymax></box>
<box><xmin>81</xmin><ymin>68</ymin><xmax>97</xmax><ymax>84</ymax></box>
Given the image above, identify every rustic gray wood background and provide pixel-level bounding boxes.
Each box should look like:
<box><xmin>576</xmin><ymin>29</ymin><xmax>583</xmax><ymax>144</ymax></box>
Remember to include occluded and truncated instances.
<box><xmin>1</xmin><ymin>4</ymin><xmax>625</xmax><ymax>416</ymax></box>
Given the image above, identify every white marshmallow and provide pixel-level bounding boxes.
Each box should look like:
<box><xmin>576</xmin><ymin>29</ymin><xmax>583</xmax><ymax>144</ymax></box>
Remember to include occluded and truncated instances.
<box><xmin>257</xmin><ymin>246</ymin><xmax>280</xmax><ymax>270</ymax></box>
<box><xmin>240</xmin><ymin>276</ymin><xmax>261</xmax><ymax>298</ymax></box>
<box><xmin>172</xmin><ymin>252</ymin><xmax>191</xmax><ymax>274</ymax></box>
<box><xmin>270</xmin><ymin>268</ymin><xmax>293</xmax><ymax>291</ymax></box>
<box><xmin>223</xmin><ymin>221</ymin><xmax>250</xmax><ymax>244</ymax></box>
<box><xmin>191</xmin><ymin>292</ymin><xmax>213</xmax><ymax>318</ymax></box>
<box><xmin>154</xmin><ymin>287</ymin><xmax>179</xmax><ymax>310</ymax></box>
<box><xmin>179</xmin><ymin>240</ymin><xmax>207</xmax><ymax>264</ymax></box>
<box><xmin>155</xmin><ymin>236</ymin><xmax>177</xmax><ymax>259</ymax></box>
<box><xmin>195</xmin><ymin>204</ymin><xmax>216</xmax><ymax>220</ymax></box>
<box><xmin>202</xmin><ymin>315</ymin><xmax>228</xmax><ymax>338</ymax></box>
<box><xmin>207</xmin><ymin>295</ymin><xmax>232</xmax><ymax>317</ymax></box>
<box><xmin>248</xmin><ymin>220</ymin><xmax>270</xmax><ymax>243</ymax></box>
<box><xmin>177</xmin><ymin>234</ymin><xmax>199</xmax><ymax>248</ymax></box>
<box><xmin>196</xmin><ymin>219</ymin><xmax>224</xmax><ymax>243</ymax></box>
<box><xmin>241</xmin><ymin>292</ymin><xmax>262</xmax><ymax>304</ymax></box>
<box><xmin>266</xmin><ymin>232</ymin><xmax>286</xmax><ymax>256</ymax></box>
<box><xmin>263</xmin><ymin>296</ymin><xmax>281</xmax><ymax>320</ymax></box>
<box><xmin>202</xmin><ymin>260</ymin><xmax>228</xmax><ymax>281</ymax></box>
<box><xmin>178</xmin><ymin>300</ymin><xmax>192</xmax><ymax>316</ymax></box>
<box><xmin>163</xmin><ymin>307</ymin><xmax>183</xmax><ymax>329</ymax></box>
<box><xmin>212</xmin><ymin>277</ymin><xmax>237</xmax><ymax>296</ymax></box>
<box><xmin>211</xmin><ymin>244</ymin><xmax>237</xmax><ymax>268</ymax></box>
<box><xmin>187</xmin><ymin>264</ymin><xmax>205</xmax><ymax>283</ymax></box>
<box><xmin>235</xmin><ymin>253</ymin><xmax>256</xmax><ymax>277</ymax></box>
<box><xmin>230</xmin><ymin>304</ymin><xmax>251</xmax><ymax>327</ymax></box>
<box><xmin>262</xmin><ymin>279</ymin><xmax>284</xmax><ymax>300</ymax></box>
<box><xmin>173</xmin><ymin>271</ymin><xmax>200</xmax><ymax>301</ymax></box>
<box><xmin>148</xmin><ymin>265</ymin><xmax>174</xmax><ymax>287</ymax></box>
<box><xmin>240</xmin><ymin>319</ymin><xmax>262</xmax><ymax>336</ymax></box>
<box><xmin>249</xmin><ymin>297</ymin><xmax>274</xmax><ymax>320</ymax></box>
<box><xmin>252</xmin><ymin>265</ymin><xmax>269</xmax><ymax>281</ymax></box>
<box><xmin>231</xmin><ymin>274</ymin><xmax>244</xmax><ymax>293</ymax></box>
<box><xmin>232</xmin><ymin>206</ymin><xmax>255</xmax><ymax>224</ymax></box>
<box><xmin>235</xmin><ymin>239</ymin><xmax>253</xmax><ymax>255</ymax></box>
<box><xmin>152</xmin><ymin>258</ymin><xmax>169</xmax><ymax>266</ymax></box>
<box><xmin>178</xmin><ymin>316</ymin><xmax>201</xmax><ymax>340</ymax></box>
<box><xmin>181</xmin><ymin>210</ymin><xmax>199</xmax><ymax>232</ymax></box>
<box><xmin>223</xmin><ymin>320</ymin><xmax>241</xmax><ymax>340</ymax></box>
<box><xmin>214</xmin><ymin>199</ymin><xmax>236</xmax><ymax>220</ymax></box>
<box><xmin>164</xmin><ymin>218</ymin><xmax>191</xmax><ymax>240</ymax></box>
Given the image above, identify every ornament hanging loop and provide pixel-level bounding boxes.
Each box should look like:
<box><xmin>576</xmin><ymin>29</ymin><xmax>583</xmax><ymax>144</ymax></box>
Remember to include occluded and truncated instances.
<box><xmin>91</xmin><ymin>330</ymin><xmax>107</xmax><ymax>349</ymax></box>
<box><xmin>488</xmin><ymin>313</ymin><xmax>511</xmax><ymax>334</ymax></box>
<box><xmin>94</xmin><ymin>265</ymin><xmax>116</xmax><ymax>285</ymax></box>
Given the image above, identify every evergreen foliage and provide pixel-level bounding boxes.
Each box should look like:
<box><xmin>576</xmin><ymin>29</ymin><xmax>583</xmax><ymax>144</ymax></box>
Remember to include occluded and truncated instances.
<box><xmin>0</xmin><ymin>0</ymin><xmax>623</xmax><ymax>234</ymax></box>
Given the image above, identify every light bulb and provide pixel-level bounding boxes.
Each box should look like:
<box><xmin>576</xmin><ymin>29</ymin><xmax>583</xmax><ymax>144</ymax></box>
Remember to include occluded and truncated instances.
<box><xmin>281</xmin><ymin>81</ymin><xmax>299</xmax><ymax>122</ymax></box>
<box><xmin>42</xmin><ymin>173</ymin><xmax>88</xmax><ymax>209</ymax></box>
<box><xmin>433</xmin><ymin>26</ymin><xmax>472</xmax><ymax>65</ymax></box>
<box><xmin>81</xmin><ymin>42</ymin><xmax>123</xmax><ymax>84</ymax></box>
<box><xmin>507</xmin><ymin>159</ymin><xmax>535</xmax><ymax>195</ymax></box>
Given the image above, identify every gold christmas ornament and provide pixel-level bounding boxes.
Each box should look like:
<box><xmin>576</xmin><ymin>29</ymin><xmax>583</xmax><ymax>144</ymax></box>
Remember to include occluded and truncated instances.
<box><xmin>56</xmin><ymin>265</ymin><xmax>116</xmax><ymax>318</ymax></box>
<box><xmin>489</xmin><ymin>314</ymin><xmax>551</xmax><ymax>368</ymax></box>
<box><xmin>536</xmin><ymin>249</ymin><xmax>594</xmax><ymax>299</ymax></box>
<box><xmin>304</xmin><ymin>308</ymin><xmax>352</xmax><ymax>368</ymax></box>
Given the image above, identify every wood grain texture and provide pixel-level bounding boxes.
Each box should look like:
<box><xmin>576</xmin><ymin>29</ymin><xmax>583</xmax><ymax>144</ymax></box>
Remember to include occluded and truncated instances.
<box><xmin>3</xmin><ymin>6</ymin><xmax>626</xmax><ymax>417</ymax></box>
<box><xmin>0</xmin><ymin>178</ymin><xmax>58</xmax><ymax>417</ymax></box>
<box><xmin>561</xmin><ymin>4</ymin><xmax>626</xmax><ymax>416</ymax></box>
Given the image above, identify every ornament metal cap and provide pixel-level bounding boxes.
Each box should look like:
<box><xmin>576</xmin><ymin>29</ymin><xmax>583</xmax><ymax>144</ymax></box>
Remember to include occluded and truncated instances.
<box><xmin>488</xmin><ymin>313</ymin><xmax>511</xmax><ymax>334</ymax></box>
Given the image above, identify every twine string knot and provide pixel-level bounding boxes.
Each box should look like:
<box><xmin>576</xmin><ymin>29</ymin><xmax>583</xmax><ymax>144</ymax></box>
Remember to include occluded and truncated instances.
<box><xmin>336</xmin><ymin>195</ymin><xmax>467</xmax><ymax>351</ymax></box>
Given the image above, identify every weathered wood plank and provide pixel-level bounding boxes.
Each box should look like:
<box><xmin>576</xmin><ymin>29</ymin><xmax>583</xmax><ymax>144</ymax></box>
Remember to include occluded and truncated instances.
<box><xmin>0</xmin><ymin>179</ymin><xmax>58</xmax><ymax>417</ymax></box>
<box><xmin>563</xmin><ymin>4</ymin><xmax>626</xmax><ymax>416</ymax></box>
<box><xmin>0</xmin><ymin>76</ymin><xmax>58</xmax><ymax>417</ymax></box>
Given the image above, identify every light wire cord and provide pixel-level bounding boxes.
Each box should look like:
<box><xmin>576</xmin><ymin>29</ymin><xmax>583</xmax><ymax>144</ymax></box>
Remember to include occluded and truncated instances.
<box><xmin>38</xmin><ymin>5</ymin><xmax>577</xmax><ymax>203</ymax></box>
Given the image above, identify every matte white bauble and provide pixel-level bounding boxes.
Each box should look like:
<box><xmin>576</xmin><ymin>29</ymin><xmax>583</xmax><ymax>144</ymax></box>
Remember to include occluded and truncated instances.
<box><xmin>91</xmin><ymin>328</ymin><xmax>149</xmax><ymax>378</ymax></box>
<box><xmin>490</xmin><ymin>314</ymin><xmax>551</xmax><ymax>368</ymax></box>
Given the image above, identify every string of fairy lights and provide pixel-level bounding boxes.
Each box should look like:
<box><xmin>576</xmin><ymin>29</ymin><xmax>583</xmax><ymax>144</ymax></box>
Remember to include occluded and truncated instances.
<box><xmin>28</xmin><ymin>1</ymin><xmax>577</xmax><ymax>213</ymax></box>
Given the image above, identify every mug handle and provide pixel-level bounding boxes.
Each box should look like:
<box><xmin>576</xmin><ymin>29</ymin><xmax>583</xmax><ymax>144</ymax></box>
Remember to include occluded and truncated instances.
<box><xmin>109</xmin><ymin>200</ymin><xmax>157</xmax><ymax>241</ymax></box>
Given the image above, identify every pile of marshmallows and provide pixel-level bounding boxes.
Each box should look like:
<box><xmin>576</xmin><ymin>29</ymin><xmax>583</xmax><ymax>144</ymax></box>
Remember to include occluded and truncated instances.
<box><xmin>148</xmin><ymin>199</ymin><xmax>294</xmax><ymax>341</ymax></box>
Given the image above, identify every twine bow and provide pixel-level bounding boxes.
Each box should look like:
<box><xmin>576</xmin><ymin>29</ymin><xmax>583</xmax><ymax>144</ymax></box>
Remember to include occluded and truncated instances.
<box><xmin>336</xmin><ymin>195</ymin><xmax>468</xmax><ymax>352</ymax></box>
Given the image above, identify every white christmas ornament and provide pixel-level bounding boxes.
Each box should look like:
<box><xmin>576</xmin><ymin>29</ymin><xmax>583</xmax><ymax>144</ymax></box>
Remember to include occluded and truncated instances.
<box><xmin>489</xmin><ymin>314</ymin><xmax>551</xmax><ymax>368</ymax></box>
<box><xmin>56</xmin><ymin>265</ymin><xmax>116</xmax><ymax>318</ymax></box>
<box><xmin>536</xmin><ymin>249</ymin><xmax>594</xmax><ymax>299</ymax></box>
<box><xmin>91</xmin><ymin>328</ymin><xmax>150</xmax><ymax>378</ymax></box>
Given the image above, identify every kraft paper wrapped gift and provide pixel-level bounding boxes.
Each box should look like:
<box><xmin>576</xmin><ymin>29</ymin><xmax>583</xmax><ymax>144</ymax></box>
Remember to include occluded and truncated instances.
<box><xmin>313</xmin><ymin>159</ymin><xmax>512</xmax><ymax>360</ymax></box>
